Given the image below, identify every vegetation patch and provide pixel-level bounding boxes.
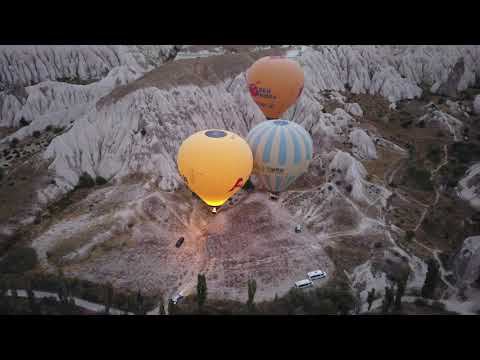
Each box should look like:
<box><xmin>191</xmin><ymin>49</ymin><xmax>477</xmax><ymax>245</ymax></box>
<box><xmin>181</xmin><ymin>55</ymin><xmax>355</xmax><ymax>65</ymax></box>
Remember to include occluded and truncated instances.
<box><xmin>406</xmin><ymin>165</ymin><xmax>433</xmax><ymax>191</ymax></box>
<box><xmin>426</xmin><ymin>144</ymin><xmax>442</xmax><ymax>165</ymax></box>
<box><xmin>76</xmin><ymin>172</ymin><xmax>95</xmax><ymax>189</ymax></box>
<box><xmin>95</xmin><ymin>176</ymin><xmax>108</xmax><ymax>186</ymax></box>
<box><xmin>0</xmin><ymin>247</ymin><xmax>38</xmax><ymax>274</ymax></box>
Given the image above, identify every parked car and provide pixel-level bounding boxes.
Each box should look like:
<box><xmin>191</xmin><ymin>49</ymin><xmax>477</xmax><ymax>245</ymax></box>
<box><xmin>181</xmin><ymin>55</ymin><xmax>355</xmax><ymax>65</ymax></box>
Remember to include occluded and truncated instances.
<box><xmin>295</xmin><ymin>225</ymin><xmax>302</xmax><ymax>233</ymax></box>
<box><xmin>307</xmin><ymin>270</ymin><xmax>327</xmax><ymax>281</ymax></box>
<box><xmin>176</xmin><ymin>237</ymin><xmax>185</xmax><ymax>248</ymax></box>
<box><xmin>170</xmin><ymin>292</ymin><xmax>184</xmax><ymax>305</ymax></box>
<box><xmin>294</xmin><ymin>279</ymin><xmax>313</xmax><ymax>289</ymax></box>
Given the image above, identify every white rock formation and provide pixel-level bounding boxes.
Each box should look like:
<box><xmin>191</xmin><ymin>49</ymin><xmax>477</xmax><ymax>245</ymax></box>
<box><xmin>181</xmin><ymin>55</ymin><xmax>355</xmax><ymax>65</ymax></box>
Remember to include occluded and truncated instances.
<box><xmin>474</xmin><ymin>95</ymin><xmax>480</xmax><ymax>115</ymax></box>
<box><xmin>457</xmin><ymin>162</ymin><xmax>480</xmax><ymax>211</ymax></box>
<box><xmin>349</xmin><ymin>128</ymin><xmax>378</xmax><ymax>160</ymax></box>
<box><xmin>446</xmin><ymin>99</ymin><xmax>470</xmax><ymax>118</ymax></box>
<box><xmin>345</xmin><ymin>102</ymin><xmax>364</xmax><ymax>117</ymax></box>
<box><xmin>0</xmin><ymin>45</ymin><xmax>177</xmax><ymax>88</ymax></box>
<box><xmin>328</xmin><ymin>150</ymin><xmax>368</xmax><ymax>201</ymax></box>
<box><xmin>454</xmin><ymin>235</ymin><xmax>480</xmax><ymax>288</ymax></box>
<box><xmin>1</xmin><ymin>65</ymin><xmax>143</xmax><ymax>133</ymax></box>
<box><xmin>418</xmin><ymin>105</ymin><xmax>464</xmax><ymax>141</ymax></box>
<box><xmin>4</xmin><ymin>45</ymin><xmax>476</xmax><ymax>204</ymax></box>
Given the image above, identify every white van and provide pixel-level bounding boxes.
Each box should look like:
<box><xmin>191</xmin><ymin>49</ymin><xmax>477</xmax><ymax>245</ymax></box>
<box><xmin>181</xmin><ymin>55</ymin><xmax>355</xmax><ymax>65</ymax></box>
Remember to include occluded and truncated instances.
<box><xmin>295</xmin><ymin>279</ymin><xmax>313</xmax><ymax>289</ymax></box>
<box><xmin>308</xmin><ymin>270</ymin><xmax>327</xmax><ymax>281</ymax></box>
<box><xmin>170</xmin><ymin>292</ymin><xmax>184</xmax><ymax>305</ymax></box>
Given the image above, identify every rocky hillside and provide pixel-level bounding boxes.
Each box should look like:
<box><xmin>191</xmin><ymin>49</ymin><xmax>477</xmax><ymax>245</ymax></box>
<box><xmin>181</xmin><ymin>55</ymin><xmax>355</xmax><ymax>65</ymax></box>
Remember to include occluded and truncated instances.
<box><xmin>1</xmin><ymin>45</ymin><xmax>480</xmax><ymax>312</ymax></box>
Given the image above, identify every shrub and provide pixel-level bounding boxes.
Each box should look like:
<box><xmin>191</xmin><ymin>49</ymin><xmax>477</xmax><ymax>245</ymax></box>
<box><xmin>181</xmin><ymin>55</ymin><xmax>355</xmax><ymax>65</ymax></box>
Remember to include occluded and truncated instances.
<box><xmin>242</xmin><ymin>178</ymin><xmax>255</xmax><ymax>191</ymax></box>
<box><xmin>407</xmin><ymin>166</ymin><xmax>433</xmax><ymax>191</ymax></box>
<box><xmin>427</xmin><ymin>144</ymin><xmax>442</xmax><ymax>164</ymax></box>
<box><xmin>95</xmin><ymin>176</ymin><xmax>108</xmax><ymax>186</ymax></box>
<box><xmin>19</xmin><ymin>118</ymin><xmax>29</xmax><ymax>127</ymax></box>
<box><xmin>0</xmin><ymin>168</ymin><xmax>4</xmax><ymax>181</ymax></box>
<box><xmin>405</xmin><ymin>230</ymin><xmax>415</xmax><ymax>242</ymax></box>
<box><xmin>45</xmin><ymin>125</ymin><xmax>53</xmax><ymax>132</ymax></box>
<box><xmin>76</xmin><ymin>172</ymin><xmax>95</xmax><ymax>188</ymax></box>
<box><xmin>414</xmin><ymin>298</ymin><xmax>428</xmax><ymax>307</ymax></box>
<box><xmin>451</xmin><ymin>142</ymin><xmax>480</xmax><ymax>165</ymax></box>
<box><xmin>32</xmin><ymin>131</ymin><xmax>41</xmax><ymax>138</ymax></box>
<box><xmin>401</xmin><ymin>120</ymin><xmax>413</xmax><ymax>128</ymax></box>
<box><xmin>10</xmin><ymin>138</ymin><xmax>19</xmax><ymax>148</ymax></box>
<box><xmin>431</xmin><ymin>301</ymin><xmax>446</xmax><ymax>311</ymax></box>
<box><xmin>53</xmin><ymin>127</ymin><xmax>64</xmax><ymax>134</ymax></box>
<box><xmin>0</xmin><ymin>247</ymin><xmax>38</xmax><ymax>274</ymax></box>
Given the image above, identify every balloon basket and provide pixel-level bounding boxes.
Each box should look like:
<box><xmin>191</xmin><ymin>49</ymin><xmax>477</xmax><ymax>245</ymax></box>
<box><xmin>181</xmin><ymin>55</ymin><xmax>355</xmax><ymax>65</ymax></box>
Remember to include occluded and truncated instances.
<box><xmin>269</xmin><ymin>192</ymin><xmax>280</xmax><ymax>201</ymax></box>
<box><xmin>211</xmin><ymin>207</ymin><xmax>217</xmax><ymax>214</ymax></box>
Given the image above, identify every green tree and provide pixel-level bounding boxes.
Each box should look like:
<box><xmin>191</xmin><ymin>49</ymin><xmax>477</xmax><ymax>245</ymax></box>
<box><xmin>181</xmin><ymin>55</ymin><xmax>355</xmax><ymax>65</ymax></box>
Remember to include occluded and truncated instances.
<box><xmin>95</xmin><ymin>176</ymin><xmax>108</xmax><ymax>186</ymax></box>
<box><xmin>103</xmin><ymin>282</ymin><xmax>114</xmax><ymax>315</ymax></box>
<box><xmin>158</xmin><ymin>295</ymin><xmax>166</xmax><ymax>315</ymax></box>
<box><xmin>247</xmin><ymin>278</ymin><xmax>257</xmax><ymax>313</ymax></box>
<box><xmin>197</xmin><ymin>273</ymin><xmax>207</xmax><ymax>312</ymax></box>
<box><xmin>422</xmin><ymin>259</ymin><xmax>440</xmax><ymax>299</ymax></box>
<box><xmin>167</xmin><ymin>299</ymin><xmax>176</xmax><ymax>315</ymax></box>
<box><xmin>394</xmin><ymin>278</ymin><xmax>407</xmax><ymax>312</ymax></box>
<box><xmin>0</xmin><ymin>280</ymin><xmax>6</xmax><ymax>297</ymax></box>
<box><xmin>57</xmin><ymin>269</ymin><xmax>68</xmax><ymax>305</ymax></box>
<box><xmin>26</xmin><ymin>279</ymin><xmax>36</xmax><ymax>314</ymax></box>
<box><xmin>127</xmin><ymin>292</ymin><xmax>136</xmax><ymax>315</ymax></box>
<box><xmin>475</xmin><ymin>270</ymin><xmax>480</xmax><ymax>288</ymax></box>
<box><xmin>10</xmin><ymin>287</ymin><xmax>18</xmax><ymax>312</ymax></box>
<box><xmin>136</xmin><ymin>290</ymin><xmax>145</xmax><ymax>315</ymax></box>
<box><xmin>76</xmin><ymin>172</ymin><xmax>95</xmax><ymax>189</ymax></box>
<box><xmin>405</xmin><ymin>230</ymin><xmax>415</xmax><ymax>242</ymax></box>
<box><xmin>381</xmin><ymin>286</ymin><xmax>394</xmax><ymax>313</ymax></box>
<box><xmin>367</xmin><ymin>288</ymin><xmax>376</xmax><ymax>311</ymax></box>
<box><xmin>242</xmin><ymin>179</ymin><xmax>255</xmax><ymax>192</ymax></box>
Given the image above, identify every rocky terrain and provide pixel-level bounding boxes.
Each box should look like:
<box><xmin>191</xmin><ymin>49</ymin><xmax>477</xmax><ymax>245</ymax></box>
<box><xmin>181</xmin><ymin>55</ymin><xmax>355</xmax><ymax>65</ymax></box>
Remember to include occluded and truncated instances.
<box><xmin>1</xmin><ymin>45</ymin><xmax>480</xmax><ymax>313</ymax></box>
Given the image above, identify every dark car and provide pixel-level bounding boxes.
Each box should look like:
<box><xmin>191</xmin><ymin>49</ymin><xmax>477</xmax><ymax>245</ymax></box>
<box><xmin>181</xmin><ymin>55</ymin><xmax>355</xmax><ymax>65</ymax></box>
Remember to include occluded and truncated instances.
<box><xmin>175</xmin><ymin>237</ymin><xmax>185</xmax><ymax>248</ymax></box>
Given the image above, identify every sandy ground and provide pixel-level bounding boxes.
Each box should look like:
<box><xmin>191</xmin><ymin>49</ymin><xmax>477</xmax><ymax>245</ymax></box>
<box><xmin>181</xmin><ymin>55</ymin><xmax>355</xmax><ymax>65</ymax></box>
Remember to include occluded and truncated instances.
<box><xmin>38</xmin><ymin>184</ymin><xmax>333</xmax><ymax>302</ymax></box>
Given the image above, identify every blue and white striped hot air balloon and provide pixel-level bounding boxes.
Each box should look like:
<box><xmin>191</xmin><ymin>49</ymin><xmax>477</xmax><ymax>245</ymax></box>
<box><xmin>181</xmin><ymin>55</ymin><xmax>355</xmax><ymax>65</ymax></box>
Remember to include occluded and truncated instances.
<box><xmin>246</xmin><ymin>119</ymin><xmax>313</xmax><ymax>193</ymax></box>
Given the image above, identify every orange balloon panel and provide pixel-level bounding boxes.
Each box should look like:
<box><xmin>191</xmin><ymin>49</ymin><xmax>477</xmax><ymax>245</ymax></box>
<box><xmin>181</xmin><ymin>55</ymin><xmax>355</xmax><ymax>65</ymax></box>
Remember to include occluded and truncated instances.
<box><xmin>246</xmin><ymin>56</ymin><xmax>304</xmax><ymax>119</ymax></box>
<box><xmin>177</xmin><ymin>130</ymin><xmax>253</xmax><ymax>207</ymax></box>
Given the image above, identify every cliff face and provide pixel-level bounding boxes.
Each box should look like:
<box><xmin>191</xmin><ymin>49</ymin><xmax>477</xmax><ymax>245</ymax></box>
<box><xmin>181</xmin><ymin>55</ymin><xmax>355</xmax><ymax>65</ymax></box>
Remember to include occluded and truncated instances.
<box><xmin>31</xmin><ymin>45</ymin><xmax>479</xmax><ymax>200</ymax></box>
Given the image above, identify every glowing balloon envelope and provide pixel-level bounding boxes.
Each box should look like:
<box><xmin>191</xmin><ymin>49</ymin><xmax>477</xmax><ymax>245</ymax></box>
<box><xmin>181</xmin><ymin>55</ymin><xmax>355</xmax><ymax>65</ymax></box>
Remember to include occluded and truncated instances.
<box><xmin>177</xmin><ymin>129</ymin><xmax>253</xmax><ymax>207</ymax></box>
<box><xmin>246</xmin><ymin>56</ymin><xmax>304</xmax><ymax>119</ymax></box>
<box><xmin>246</xmin><ymin>120</ymin><xmax>313</xmax><ymax>192</ymax></box>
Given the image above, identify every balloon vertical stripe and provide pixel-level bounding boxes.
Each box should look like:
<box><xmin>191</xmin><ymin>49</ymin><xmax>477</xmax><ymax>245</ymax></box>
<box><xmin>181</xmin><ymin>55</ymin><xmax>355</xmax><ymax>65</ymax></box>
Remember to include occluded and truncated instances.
<box><xmin>247</xmin><ymin>120</ymin><xmax>313</xmax><ymax>193</ymax></box>
<box><xmin>278</xmin><ymin>127</ymin><xmax>288</xmax><ymax>166</ymax></box>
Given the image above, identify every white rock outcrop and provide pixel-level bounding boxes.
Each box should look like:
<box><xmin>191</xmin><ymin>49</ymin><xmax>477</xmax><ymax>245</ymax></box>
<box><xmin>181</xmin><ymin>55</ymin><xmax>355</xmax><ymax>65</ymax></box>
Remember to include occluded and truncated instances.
<box><xmin>345</xmin><ymin>102</ymin><xmax>364</xmax><ymax>117</ymax></box>
<box><xmin>349</xmin><ymin>128</ymin><xmax>378</xmax><ymax>160</ymax></box>
<box><xmin>454</xmin><ymin>235</ymin><xmax>480</xmax><ymax>288</ymax></box>
<box><xmin>1</xmin><ymin>65</ymin><xmax>143</xmax><ymax>132</ymax></box>
<box><xmin>457</xmin><ymin>162</ymin><xmax>480</xmax><ymax>211</ymax></box>
<box><xmin>0</xmin><ymin>45</ymin><xmax>177</xmax><ymax>88</ymax></box>
<box><xmin>418</xmin><ymin>105</ymin><xmax>464</xmax><ymax>141</ymax></box>
<box><xmin>474</xmin><ymin>95</ymin><xmax>480</xmax><ymax>115</ymax></box>
<box><xmin>4</xmin><ymin>45</ymin><xmax>477</xmax><ymax>203</ymax></box>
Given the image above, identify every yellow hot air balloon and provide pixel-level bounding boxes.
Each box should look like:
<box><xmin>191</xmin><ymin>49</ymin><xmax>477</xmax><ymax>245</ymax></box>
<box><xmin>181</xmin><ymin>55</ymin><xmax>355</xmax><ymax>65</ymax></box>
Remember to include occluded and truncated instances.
<box><xmin>246</xmin><ymin>56</ymin><xmax>304</xmax><ymax>120</ymax></box>
<box><xmin>177</xmin><ymin>129</ymin><xmax>253</xmax><ymax>210</ymax></box>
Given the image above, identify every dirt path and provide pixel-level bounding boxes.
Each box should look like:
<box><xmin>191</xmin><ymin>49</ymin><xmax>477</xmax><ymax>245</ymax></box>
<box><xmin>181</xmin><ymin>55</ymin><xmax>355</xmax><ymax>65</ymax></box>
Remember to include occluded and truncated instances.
<box><xmin>4</xmin><ymin>289</ymin><xmax>135</xmax><ymax>315</ymax></box>
<box><xmin>382</xmin><ymin>141</ymin><xmax>456</xmax><ymax>295</ymax></box>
